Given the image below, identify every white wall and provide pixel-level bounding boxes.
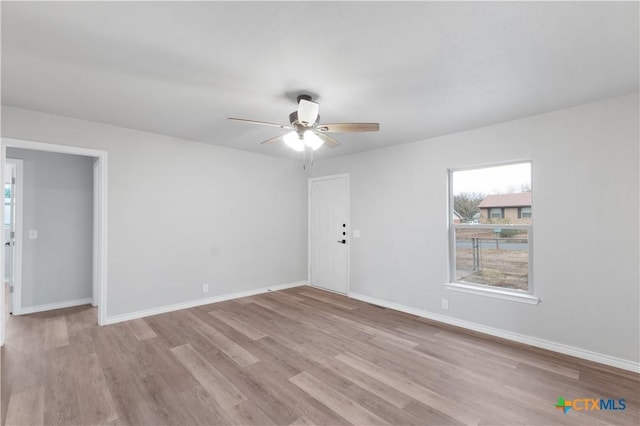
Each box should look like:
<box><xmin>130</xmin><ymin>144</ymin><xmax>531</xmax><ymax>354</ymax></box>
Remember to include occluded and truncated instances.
<box><xmin>1</xmin><ymin>106</ymin><xmax>308</xmax><ymax>317</ymax></box>
<box><xmin>2</xmin><ymin>95</ymin><xmax>638</xmax><ymax>365</ymax></box>
<box><xmin>7</xmin><ymin>148</ymin><xmax>94</xmax><ymax>308</ymax></box>
<box><xmin>310</xmin><ymin>94</ymin><xmax>640</xmax><ymax>363</ymax></box>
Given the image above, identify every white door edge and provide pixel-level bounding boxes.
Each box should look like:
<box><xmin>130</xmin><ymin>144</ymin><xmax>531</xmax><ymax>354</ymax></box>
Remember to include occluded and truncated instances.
<box><xmin>5</xmin><ymin>159</ymin><xmax>24</xmax><ymax>315</ymax></box>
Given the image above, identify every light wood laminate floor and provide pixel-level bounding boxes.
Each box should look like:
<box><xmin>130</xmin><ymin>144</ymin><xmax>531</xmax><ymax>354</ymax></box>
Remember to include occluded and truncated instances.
<box><xmin>2</xmin><ymin>286</ymin><xmax>639</xmax><ymax>425</ymax></box>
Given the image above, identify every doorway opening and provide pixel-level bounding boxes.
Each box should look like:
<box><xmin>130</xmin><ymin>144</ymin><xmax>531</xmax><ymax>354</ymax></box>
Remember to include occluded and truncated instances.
<box><xmin>0</xmin><ymin>138</ymin><xmax>108</xmax><ymax>346</ymax></box>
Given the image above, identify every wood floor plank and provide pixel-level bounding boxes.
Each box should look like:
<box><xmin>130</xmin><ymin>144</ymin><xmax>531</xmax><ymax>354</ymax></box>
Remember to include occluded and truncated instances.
<box><xmin>128</xmin><ymin>318</ymin><xmax>157</xmax><ymax>341</ymax></box>
<box><xmin>177</xmin><ymin>384</ymin><xmax>234</xmax><ymax>425</ymax></box>
<box><xmin>5</xmin><ymin>387</ymin><xmax>44</xmax><ymax>426</ymax></box>
<box><xmin>297</xmin><ymin>291</ymin><xmax>356</xmax><ymax>310</ymax></box>
<box><xmin>288</xmin><ymin>415</ymin><xmax>315</xmax><ymax>426</ymax></box>
<box><xmin>290</xmin><ymin>371</ymin><xmax>389</xmax><ymax>425</ymax></box>
<box><xmin>243</xmin><ymin>339</ymin><xmax>355</xmax><ymax>425</ymax></box>
<box><xmin>99</xmin><ymin>322</ymin><xmax>157</xmax><ymax>379</ymax></box>
<box><xmin>516</xmin><ymin>355</ymin><xmax>581</xmax><ymax>380</ymax></box>
<box><xmin>44</xmin><ymin>346</ymin><xmax>81</xmax><ymax>425</ymax></box>
<box><xmin>219</xmin><ymin>303</ymin><xmax>314</xmax><ymax>348</ymax></box>
<box><xmin>142</xmin><ymin>337</ymin><xmax>201</xmax><ymax>393</ymax></box>
<box><xmin>143</xmin><ymin>313</ymin><xmax>189</xmax><ymax>348</ymax></box>
<box><xmin>314</xmin><ymin>355</ymin><xmax>412</xmax><ymax>409</ymax></box>
<box><xmin>65</xmin><ymin>308</ymin><xmax>97</xmax><ymax>356</ymax></box>
<box><xmin>1</xmin><ymin>343</ymin><xmax>46</xmax><ymax>398</ymax></box>
<box><xmin>237</xmin><ymin>293</ymin><xmax>374</xmax><ymax>347</ymax></box>
<box><xmin>3</xmin><ymin>288</ymin><xmax>639</xmax><ymax>426</ymax></box>
<box><xmin>224</xmin><ymin>400</ymin><xmax>278</xmax><ymax>426</ymax></box>
<box><xmin>101</xmin><ymin>366</ymin><xmax>163</xmax><ymax>426</ymax></box>
<box><xmin>135</xmin><ymin>371</ymin><xmax>198</xmax><ymax>425</ymax></box>
<box><xmin>335</xmin><ymin>351</ymin><xmax>479</xmax><ymax>425</ymax></box>
<box><xmin>196</xmin><ymin>343</ymin><xmax>308</xmax><ymax>425</ymax></box>
<box><xmin>170</xmin><ymin>343</ymin><xmax>247</xmax><ymax>410</ymax></box>
<box><xmin>330</xmin><ymin>314</ymin><xmax>419</xmax><ymax>348</ymax></box>
<box><xmin>185</xmin><ymin>311</ymin><xmax>260</xmax><ymax>367</ymax></box>
<box><xmin>73</xmin><ymin>353</ymin><xmax>119</xmax><ymax>425</ymax></box>
<box><xmin>209</xmin><ymin>309</ymin><xmax>268</xmax><ymax>340</ymax></box>
<box><xmin>44</xmin><ymin>316</ymin><xmax>69</xmax><ymax>350</ymax></box>
<box><xmin>401</xmin><ymin>400</ymin><xmax>465</xmax><ymax>426</ymax></box>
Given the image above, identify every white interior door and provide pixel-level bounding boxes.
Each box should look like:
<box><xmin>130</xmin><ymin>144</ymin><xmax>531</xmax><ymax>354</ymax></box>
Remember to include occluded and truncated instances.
<box><xmin>309</xmin><ymin>175</ymin><xmax>349</xmax><ymax>294</ymax></box>
<box><xmin>4</xmin><ymin>162</ymin><xmax>16</xmax><ymax>313</ymax></box>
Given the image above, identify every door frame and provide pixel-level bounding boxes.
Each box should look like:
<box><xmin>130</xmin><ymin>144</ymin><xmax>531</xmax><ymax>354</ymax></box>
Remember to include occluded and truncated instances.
<box><xmin>92</xmin><ymin>160</ymin><xmax>101</xmax><ymax>307</ymax></box>
<box><xmin>5</xmin><ymin>159</ymin><xmax>24</xmax><ymax>315</ymax></box>
<box><xmin>307</xmin><ymin>173</ymin><xmax>350</xmax><ymax>294</ymax></box>
<box><xmin>0</xmin><ymin>137</ymin><xmax>109</xmax><ymax>346</ymax></box>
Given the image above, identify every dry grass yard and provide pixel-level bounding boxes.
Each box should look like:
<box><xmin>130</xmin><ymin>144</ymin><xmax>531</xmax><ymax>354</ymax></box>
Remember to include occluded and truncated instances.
<box><xmin>456</xmin><ymin>248</ymin><xmax>529</xmax><ymax>290</ymax></box>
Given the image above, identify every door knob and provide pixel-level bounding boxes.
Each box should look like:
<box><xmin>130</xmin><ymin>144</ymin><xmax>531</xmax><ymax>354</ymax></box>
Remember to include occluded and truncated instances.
<box><xmin>337</xmin><ymin>239</ymin><xmax>346</xmax><ymax>244</ymax></box>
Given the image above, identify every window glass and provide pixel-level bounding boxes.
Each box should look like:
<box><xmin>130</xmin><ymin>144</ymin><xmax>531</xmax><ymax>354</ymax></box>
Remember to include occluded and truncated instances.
<box><xmin>489</xmin><ymin>208</ymin><xmax>503</xmax><ymax>218</ymax></box>
<box><xmin>451</xmin><ymin>162</ymin><xmax>532</xmax><ymax>292</ymax></box>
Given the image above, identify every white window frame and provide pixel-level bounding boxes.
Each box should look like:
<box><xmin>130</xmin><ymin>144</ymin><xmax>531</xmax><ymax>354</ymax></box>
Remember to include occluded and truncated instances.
<box><xmin>446</xmin><ymin>161</ymin><xmax>539</xmax><ymax>305</ymax></box>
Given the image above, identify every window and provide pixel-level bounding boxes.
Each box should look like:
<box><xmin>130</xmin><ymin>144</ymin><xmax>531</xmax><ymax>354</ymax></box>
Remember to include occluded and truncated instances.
<box><xmin>448</xmin><ymin>162</ymin><xmax>537</xmax><ymax>303</ymax></box>
<box><xmin>489</xmin><ymin>208</ymin><xmax>503</xmax><ymax>219</ymax></box>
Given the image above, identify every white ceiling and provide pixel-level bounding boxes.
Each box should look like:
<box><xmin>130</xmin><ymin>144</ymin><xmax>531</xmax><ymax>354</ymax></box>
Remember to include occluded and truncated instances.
<box><xmin>2</xmin><ymin>1</ymin><xmax>638</xmax><ymax>160</ymax></box>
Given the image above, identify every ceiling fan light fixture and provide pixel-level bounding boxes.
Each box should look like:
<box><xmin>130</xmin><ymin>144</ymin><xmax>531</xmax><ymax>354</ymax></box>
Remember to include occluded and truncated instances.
<box><xmin>283</xmin><ymin>131</ymin><xmax>304</xmax><ymax>152</ymax></box>
<box><xmin>303</xmin><ymin>130</ymin><xmax>324</xmax><ymax>150</ymax></box>
<box><xmin>297</xmin><ymin>98</ymin><xmax>320</xmax><ymax>125</ymax></box>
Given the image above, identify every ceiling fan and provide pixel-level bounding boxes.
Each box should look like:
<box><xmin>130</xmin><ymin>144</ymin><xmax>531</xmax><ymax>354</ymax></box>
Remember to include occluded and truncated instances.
<box><xmin>228</xmin><ymin>95</ymin><xmax>379</xmax><ymax>153</ymax></box>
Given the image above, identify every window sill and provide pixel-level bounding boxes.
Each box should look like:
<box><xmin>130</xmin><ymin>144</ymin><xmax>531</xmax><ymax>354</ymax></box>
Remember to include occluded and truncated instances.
<box><xmin>445</xmin><ymin>282</ymin><xmax>540</xmax><ymax>305</ymax></box>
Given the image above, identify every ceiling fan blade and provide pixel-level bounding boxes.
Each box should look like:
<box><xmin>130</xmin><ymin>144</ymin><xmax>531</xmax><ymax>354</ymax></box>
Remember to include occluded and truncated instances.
<box><xmin>314</xmin><ymin>132</ymin><xmax>341</xmax><ymax>148</ymax></box>
<box><xmin>228</xmin><ymin>117</ymin><xmax>293</xmax><ymax>129</ymax></box>
<box><xmin>316</xmin><ymin>123</ymin><xmax>379</xmax><ymax>133</ymax></box>
<box><xmin>260</xmin><ymin>134</ymin><xmax>284</xmax><ymax>145</ymax></box>
<box><xmin>297</xmin><ymin>99</ymin><xmax>320</xmax><ymax>126</ymax></box>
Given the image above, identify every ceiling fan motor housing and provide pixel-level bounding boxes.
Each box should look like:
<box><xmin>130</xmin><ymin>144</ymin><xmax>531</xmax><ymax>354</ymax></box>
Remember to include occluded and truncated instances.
<box><xmin>296</xmin><ymin>94</ymin><xmax>313</xmax><ymax>103</ymax></box>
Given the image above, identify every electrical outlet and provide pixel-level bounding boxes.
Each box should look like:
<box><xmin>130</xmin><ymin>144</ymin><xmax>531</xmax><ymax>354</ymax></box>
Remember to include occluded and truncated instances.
<box><xmin>202</xmin><ymin>284</ymin><xmax>209</xmax><ymax>293</ymax></box>
<box><xmin>441</xmin><ymin>299</ymin><xmax>449</xmax><ymax>310</ymax></box>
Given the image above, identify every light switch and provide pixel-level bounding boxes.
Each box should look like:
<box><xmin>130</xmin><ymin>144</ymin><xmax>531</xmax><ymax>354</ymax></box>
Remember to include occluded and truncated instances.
<box><xmin>28</xmin><ymin>230</ymin><xmax>38</xmax><ymax>240</ymax></box>
<box><xmin>353</xmin><ymin>230</ymin><xmax>361</xmax><ymax>238</ymax></box>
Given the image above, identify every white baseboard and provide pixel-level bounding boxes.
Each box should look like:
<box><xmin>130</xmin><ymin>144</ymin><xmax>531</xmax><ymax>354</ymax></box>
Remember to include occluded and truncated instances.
<box><xmin>348</xmin><ymin>292</ymin><xmax>640</xmax><ymax>373</ymax></box>
<box><xmin>103</xmin><ymin>281</ymin><xmax>306</xmax><ymax>325</ymax></box>
<box><xmin>17</xmin><ymin>297</ymin><xmax>93</xmax><ymax>315</ymax></box>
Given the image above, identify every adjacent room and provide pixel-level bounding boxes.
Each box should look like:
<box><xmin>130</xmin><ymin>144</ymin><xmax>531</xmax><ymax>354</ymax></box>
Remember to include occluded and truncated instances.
<box><xmin>1</xmin><ymin>2</ymin><xmax>638</xmax><ymax>425</ymax></box>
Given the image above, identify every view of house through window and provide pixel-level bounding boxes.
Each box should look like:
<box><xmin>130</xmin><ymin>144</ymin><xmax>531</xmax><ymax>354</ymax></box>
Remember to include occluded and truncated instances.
<box><xmin>450</xmin><ymin>162</ymin><xmax>532</xmax><ymax>292</ymax></box>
